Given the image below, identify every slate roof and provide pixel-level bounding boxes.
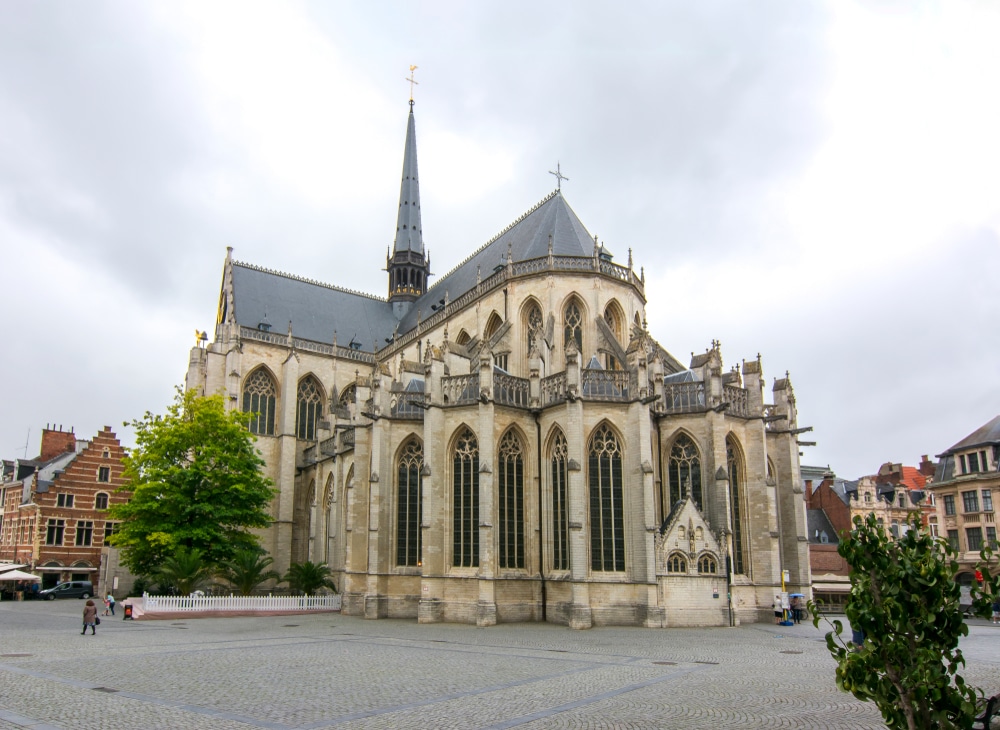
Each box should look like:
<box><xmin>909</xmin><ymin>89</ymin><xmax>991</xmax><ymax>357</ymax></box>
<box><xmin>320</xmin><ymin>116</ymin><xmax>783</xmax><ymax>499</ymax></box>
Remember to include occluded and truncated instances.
<box><xmin>230</xmin><ymin>191</ymin><xmax>604</xmax><ymax>353</ymax></box>
<box><xmin>940</xmin><ymin>414</ymin><xmax>1000</xmax><ymax>455</ymax></box>
<box><xmin>231</xmin><ymin>264</ymin><xmax>400</xmax><ymax>351</ymax></box>
<box><xmin>397</xmin><ymin>191</ymin><xmax>597</xmax><ymax>333</ymax></box>
<box><xmin>807</xmin><ymin>509</ymin><xmax>839</xmax><ymax>544</ymax></box>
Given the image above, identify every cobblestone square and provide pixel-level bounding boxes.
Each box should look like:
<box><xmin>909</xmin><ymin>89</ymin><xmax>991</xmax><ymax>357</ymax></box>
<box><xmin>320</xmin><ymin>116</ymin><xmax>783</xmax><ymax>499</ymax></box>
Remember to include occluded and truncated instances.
<box><xmin>1</xmin><ymin>601</ymin><xmax>998</xmax><ymax>729</ymax></box>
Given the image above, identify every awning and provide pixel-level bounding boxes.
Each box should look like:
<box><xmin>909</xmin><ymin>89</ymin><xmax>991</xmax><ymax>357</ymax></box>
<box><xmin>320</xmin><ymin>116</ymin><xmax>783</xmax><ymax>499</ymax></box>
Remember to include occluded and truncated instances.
<box><xmin>0</xmin><ymin>569</ymin><xmax>41</xmax><ymax>582</ymax></box>
<box><xmin>0</xmin><ymin>563</ymin><xmax>28</xmax><ymax>572</ymax></box>
<box><xmin>34</xmin><ymin>566</ymin><xmax>97</xmax><ymax>572</ymax></box>
<box><xmin>812</xmin><ymin>582</ymin><xmax>851</xmax><ymax>592</ymax></box>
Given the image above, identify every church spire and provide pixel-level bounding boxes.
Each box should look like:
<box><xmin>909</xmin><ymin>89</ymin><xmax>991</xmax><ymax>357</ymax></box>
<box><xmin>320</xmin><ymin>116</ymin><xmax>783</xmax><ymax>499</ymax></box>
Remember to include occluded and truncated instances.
<box><xmin>392</xmin><ymin>100</ymin><xmax>423</xmax><ymax>255</ymax></box>
<box><xmin>387</xmin><ymin>69</ymin><xmax>431</xmax><ymax>309</ymax></box>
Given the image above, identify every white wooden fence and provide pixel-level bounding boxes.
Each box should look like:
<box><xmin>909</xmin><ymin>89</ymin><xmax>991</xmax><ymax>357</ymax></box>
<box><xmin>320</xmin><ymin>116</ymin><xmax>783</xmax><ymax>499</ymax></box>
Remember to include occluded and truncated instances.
<box><xmin>141</xmin><ymin>593</ymin><xmax>341</xmax><ymax>614</ymax></box>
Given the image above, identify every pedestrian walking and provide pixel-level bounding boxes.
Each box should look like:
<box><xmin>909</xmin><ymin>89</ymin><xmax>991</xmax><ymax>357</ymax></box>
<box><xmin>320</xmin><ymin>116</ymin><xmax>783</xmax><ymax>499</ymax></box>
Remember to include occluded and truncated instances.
<box><xmin>991</xmin><ymin>600</ymin><xmax>999</xmax><ymax>625</ymax></box>
<box><xmin>82</xmin><ymin>599</ymin><xmax>98</xmax><ymax>635</ymax></box>
<box><xmin>107</xmin><ymin>593</ymin><xmax>116</xmax><ymax>616</ymax></box>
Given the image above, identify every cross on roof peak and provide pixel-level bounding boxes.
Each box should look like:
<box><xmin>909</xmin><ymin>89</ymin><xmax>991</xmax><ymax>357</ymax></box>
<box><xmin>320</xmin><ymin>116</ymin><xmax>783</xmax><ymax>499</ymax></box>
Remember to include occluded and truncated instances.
<box><xmin>548</xmin><ymin>162</ymin><xmax>568</xmax><ymax>191</ymax></box>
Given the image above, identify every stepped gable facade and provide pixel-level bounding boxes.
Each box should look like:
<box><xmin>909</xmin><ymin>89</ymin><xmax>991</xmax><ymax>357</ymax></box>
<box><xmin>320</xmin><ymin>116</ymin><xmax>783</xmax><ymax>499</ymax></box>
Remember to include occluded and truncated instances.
<box><xmin>186</xmin><ymin>98</ymin><xmax>811</xmax><ymax>628</ymax></box>
<box><xmin>0</xmin><ymin>426</ymin><xmax>129</xmax><ymax>588</ymax></box>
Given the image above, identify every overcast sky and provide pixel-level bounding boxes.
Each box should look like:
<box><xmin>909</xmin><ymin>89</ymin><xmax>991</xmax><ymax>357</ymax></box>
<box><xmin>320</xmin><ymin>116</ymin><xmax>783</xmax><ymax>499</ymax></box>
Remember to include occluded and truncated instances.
<box><xmin>2</xmin><ymin>1</ymin><xmax>998</xmax><ymax>480</ymax></box>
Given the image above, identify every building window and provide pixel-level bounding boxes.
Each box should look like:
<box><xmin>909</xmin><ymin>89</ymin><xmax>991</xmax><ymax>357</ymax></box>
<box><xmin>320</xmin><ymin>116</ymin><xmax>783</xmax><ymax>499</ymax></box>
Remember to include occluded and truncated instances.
<box><xmin>967</xmin><ymin>526</ymin><xmax>983</xmax><ymax>552</ymax></box>
<box><xmin>526</xmin><ymin>304</ymin><xmax>543</xmax><ymax>355</ymax></box>
<box><xmin>103</xmin><ymin>522</ymin><xmax>119</xmax><ymax>540</ymax></box>
<box><xmin>667</xmin><ymin>553</ymin><xmax>687</xmax><ymax>573</ymax></box>
<box><xmin>987</xmin><ymin>526</ymin><xmax>997</xmax><ymax>548</ymax></box>
<box><xmin>94</xmin><ymin>493</ymin><xmax>109</xmax><ymax>510</ymax></box>
<box><xmin>982</xmin><ymin>490</ymin><xmax>993</xmax><ymax>513</ymax></box>
<box><xmin>57</xmin><ymin>494</ymin><xmax>74</xmax><ymax>508</ymax></box>
<box><xmin>550</xmin><ymin>431</ymin><xmax>569</xmax><ymax>571</ymax></box>
<box><xmin>667</xmin><ymin>434</ymin><xmax>702</xmax><ymax>512</ymax></box>
<box><xmin>45</xmin><ymin>519</ymin><xmax>64</xmax><ymax>545</ymax></box>
<box><xmin>494</xmin><ymin>353</ymin><xmax>509</xmax><ymax>372</ymax></box>
<box><xmin>243</xmin><ymin>369</ymin><xmax>277</xmax><ymax>435</ymax></box>
<box><xmin>102</xmin><ymin>447</ymin><xmax>110</xmax><ymax>459</ymax></box>
<box><xmin>452</xmin><ymin>428</ymin><xmax>480</xmax><ymax>568</ymax></box>
<box><xmin>296</xmin><ymin>376</ymin><xmax>323</xmax><ymax>440</ymax></box>
<box><xmin>564</xmin><ymin>300</ymin><xmax>583</xmax><ymax>352</ymax></box>
<box><xmin>947</xmin><ymin>529</ymin><xmax>959</xmax><ymax>551</ymax></box>
<box><xmin>395</xmin><ymin>438</ymin><xmax>423</xmax><ymax>568</ymax></box>
<box><xmin>944</xmin><ymin>494</ymin><xmax>956</xmax><ymax>516</ymax></box>
<box><xmin>727</xmin><ymin>437</ymin><xmax>748</xmax><ymax>576</ymax></box>
<box><xmin>968</xmin><ymin>452</ymin><xmax>981</xmax><ymax>473</ymax></box>
<box><xmin>864</xmin><ymin>492</ymin><xmax>872</xmax><ymax>504</ymax></box>
<box><xmin>897</xmin><ymin>493</ymin><xmax>906</xmax><ymax>508</ymax></box>
<box><xmin>604</xmin><ymin>305</ymin><xmax>621</xmax><ymax>370</ymax></box>
<box><xmin>497</xmin><ymin>431</ymin><xmax>525</xmax><ymax>570</ymax></box>
<box><xmin>962</xmin><ymin>490</ymin><xmax>980</xmax><ymax>513</ymax></box>
<box><xmin>928</xmin><ymin>519</ymin><xmax>939</xmax><ymax>537</ymax></box>
<box><xmin>960</xmin><ymin>454</ymin><xmax>968</xmax><ymax>474</ymax></box>
<box><xmin>589</xmin><ymin>424</ymin><xmax>624</xmax><ymax>572</ymax></box>
<box><xmin>97</xmin><ymin>466</ymin><xmax>110</xmax><ymax>482</ymax></box>
<box><xmin>698</xmin><ymin>555</ymin><xmax>717</xmax><ymax>574</ymax></box>
<box><xmin>75</xmin><ymin>521</ymin><xmax>93</xmax><ymax>546</ymax></box>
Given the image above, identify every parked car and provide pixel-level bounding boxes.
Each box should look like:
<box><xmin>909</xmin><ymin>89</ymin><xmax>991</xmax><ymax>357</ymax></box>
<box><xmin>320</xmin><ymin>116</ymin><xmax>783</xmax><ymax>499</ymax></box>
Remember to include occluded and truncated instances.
<box><xmin>39</xmin><ymin>581</ymin><xmax>94</xmax><ymax>600</ymax></box>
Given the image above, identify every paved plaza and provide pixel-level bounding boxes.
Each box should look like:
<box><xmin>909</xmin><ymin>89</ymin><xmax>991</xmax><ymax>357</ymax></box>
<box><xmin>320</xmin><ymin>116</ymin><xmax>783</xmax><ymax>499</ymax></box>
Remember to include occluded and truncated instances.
<box><xmin>1</xmin><ymin>600</ymin><xmax>998</xmax><ymax>730</ymax></box>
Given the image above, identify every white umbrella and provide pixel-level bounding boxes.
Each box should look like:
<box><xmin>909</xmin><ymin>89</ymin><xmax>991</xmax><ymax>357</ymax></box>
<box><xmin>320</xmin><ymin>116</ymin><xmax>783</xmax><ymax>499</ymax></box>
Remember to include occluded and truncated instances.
<box><xmin>0</xmin><ymin>569</ymin><xmax>41</xmax><ymax>581</ymax></box>
<box><xmin>0</xmin><ymin>563</ymin><xmax>28</xmax><ymax>573</ymax></box>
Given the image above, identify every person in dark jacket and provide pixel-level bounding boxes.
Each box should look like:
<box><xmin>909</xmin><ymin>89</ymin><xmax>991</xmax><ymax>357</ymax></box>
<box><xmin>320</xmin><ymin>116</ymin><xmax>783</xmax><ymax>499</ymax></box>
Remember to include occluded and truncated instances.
<box><xmin>82</xmin><ymin>599</ymin><xmax>98</xmax><ymax>635</ymax></box>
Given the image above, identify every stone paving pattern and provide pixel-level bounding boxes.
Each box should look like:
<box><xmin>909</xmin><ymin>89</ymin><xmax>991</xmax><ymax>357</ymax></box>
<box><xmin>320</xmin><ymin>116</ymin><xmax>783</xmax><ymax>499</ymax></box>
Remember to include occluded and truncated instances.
<box><xmin>1</xmin><ymin>601</ymin><xmax>998</xmax><ymax>729</ymax></box>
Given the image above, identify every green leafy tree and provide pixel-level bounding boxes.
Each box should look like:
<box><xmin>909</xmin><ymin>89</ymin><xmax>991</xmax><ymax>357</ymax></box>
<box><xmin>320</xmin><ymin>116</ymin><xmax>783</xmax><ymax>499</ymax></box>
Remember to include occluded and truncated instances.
<box><xmin>217</xmin><ymin>549</ymin><xmax>280</xmax><ymax>595</ymax></box>
<box><xmin>284</xmin><ymin>561</ymin><xmax>337</xmax><ymax>596</ymax></box>
<box><xmin>812</xmin><ymin>513</ymin><xmax>980</xmax><ymax>730</ymax></box>
<box><xmin>108</xmin><ymin>388</ymin><xmax>277</xmax><ymax>576</ymax></box>
<box><xmin>153</xmin><ymin>546</ymin><xmax>214</xmax><ymax>595</ymax></box>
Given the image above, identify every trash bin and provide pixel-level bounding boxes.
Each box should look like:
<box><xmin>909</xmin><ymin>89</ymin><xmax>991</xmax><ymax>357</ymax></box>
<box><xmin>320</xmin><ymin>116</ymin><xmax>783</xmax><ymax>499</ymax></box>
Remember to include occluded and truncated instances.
<box><xmin>123</xmin><ymin>604</ymin><xmax>134</xmax><ymax>620</ymax></box>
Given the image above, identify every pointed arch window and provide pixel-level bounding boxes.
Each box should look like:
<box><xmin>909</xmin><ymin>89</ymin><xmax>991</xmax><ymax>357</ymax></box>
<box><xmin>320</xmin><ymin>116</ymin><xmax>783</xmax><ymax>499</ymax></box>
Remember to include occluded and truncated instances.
<box><xmin>667</xmin><ymin>553</ymin><xmax>687</xmax><ymax>573</ymax></box>
<box><xmin>727</xmin><ymin>437</ymin><xmax>748</xmax><ymax>576</ymax></box>
<box><xmin>551</xmin><ymin>431</ymin><xmax>570</xmax><ymax>571</ymax></box>
<box><xmin>526</xmin><ymin>304</ymin><xmax>543</xmax><ymax>354</ymax></box>
<box><xmin>667</xmin><ymin>435</ymin><xmax>702</xmax><ymax>512</ymax></box>
<box><xmin>589</xmin><ymin>423</ymin><xmax>624</xmax><ymax>572</ymax></box>
<box><xmin>396</xmin><ymin>438</ymin><xmax>423</xmax><ymax>567</ymax></box>
<box><xmin>296</xmin><ymin>377</ymin><xmax>323</xmax><ymax>440</ymax></box>
<box><xmin>243</xmin><ymin>369</ymin><xmax>277</xmax><ymax>436</ymax></box>
<box><xmin>698</xmin><ymin>555</ymin><xmax>717</xmax><ymax>574</ymax></box>
<box><xmin>453</xmin><ymin>429</ymin><xmax>480</xmax><ymax>568</ymax></box>
<box><xmin>564</xmin><ymin>300</ymin><xmax>583</xmax><ymax>351</ymax></box>
<box><xmin>604</xmin><ymin>304</ymin><xmax>622</xmax><ymax>370</ymax></box>
<box><xmin>498</xmin><ymin>431</ymin><xmax>525</xmax><ymax>569</ymax></box>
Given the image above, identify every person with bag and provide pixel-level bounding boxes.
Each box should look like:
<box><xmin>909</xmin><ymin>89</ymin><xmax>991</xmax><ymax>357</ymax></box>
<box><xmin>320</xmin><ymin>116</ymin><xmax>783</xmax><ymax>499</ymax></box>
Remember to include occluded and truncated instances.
<box><xmin>82</xmin><ymin>599</ymin><xmax>98</xmax><ymax>635</ymax></box>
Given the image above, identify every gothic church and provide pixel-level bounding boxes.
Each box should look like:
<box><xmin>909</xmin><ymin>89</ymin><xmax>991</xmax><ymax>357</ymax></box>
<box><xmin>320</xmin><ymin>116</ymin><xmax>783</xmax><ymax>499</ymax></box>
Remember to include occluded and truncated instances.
<box><xmin>186</xmin><ymin>98</ymin><xmax>811</xmax><ymax>628</ymax></box>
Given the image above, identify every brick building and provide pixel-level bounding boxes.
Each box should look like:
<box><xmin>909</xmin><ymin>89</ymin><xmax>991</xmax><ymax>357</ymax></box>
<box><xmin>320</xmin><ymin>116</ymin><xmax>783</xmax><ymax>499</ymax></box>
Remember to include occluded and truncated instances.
<box><xmin>0</xmin><ymin>426</ymin><xmax>129</xmax><ymax>589</ymax></box>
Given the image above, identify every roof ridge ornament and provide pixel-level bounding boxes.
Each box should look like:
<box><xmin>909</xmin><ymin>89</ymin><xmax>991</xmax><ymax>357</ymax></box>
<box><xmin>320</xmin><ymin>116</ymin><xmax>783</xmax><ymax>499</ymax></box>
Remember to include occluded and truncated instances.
<box><xmin>548</xmin><ymin>161</ymin><xmax>568</xmax><ymax>192</ymax></box>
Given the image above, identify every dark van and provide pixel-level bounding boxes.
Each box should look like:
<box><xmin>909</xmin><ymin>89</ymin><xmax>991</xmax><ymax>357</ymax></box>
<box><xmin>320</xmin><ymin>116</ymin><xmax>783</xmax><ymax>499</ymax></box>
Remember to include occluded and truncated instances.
<box><xmin>39</xmin><ymin>581</ymin><xmax>94</xmax><ymax>600</ymax></box>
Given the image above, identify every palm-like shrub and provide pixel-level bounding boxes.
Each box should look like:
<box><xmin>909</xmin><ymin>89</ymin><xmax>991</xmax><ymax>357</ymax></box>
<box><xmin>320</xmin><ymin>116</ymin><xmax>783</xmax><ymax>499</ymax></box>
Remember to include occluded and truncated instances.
<box><xmin>284</xmin><ymin>561</ymin><xmax>337</xmax><ymax>596</ymax></box>
<box><xmin>154</xmin><ymin>546</ymin><xmax>213</xmax><ymax>596</ymax></box>
<box><xmin>217</xmin><ymin>549</ymin><xmax>280</xmax><ymax>595</ymax></box>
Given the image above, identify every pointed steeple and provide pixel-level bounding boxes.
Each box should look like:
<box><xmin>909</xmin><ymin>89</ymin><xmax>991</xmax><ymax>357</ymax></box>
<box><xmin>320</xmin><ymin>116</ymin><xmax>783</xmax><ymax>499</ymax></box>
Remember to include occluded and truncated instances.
<box><xmin>387</xmin><ymin>93</ymin><xmax>431</xmax><ymax>309</ymax></box>
<box><xmin>393</xmin><ymin>101</ymin><xmax>423</xmax><ymax>255</ymax></box>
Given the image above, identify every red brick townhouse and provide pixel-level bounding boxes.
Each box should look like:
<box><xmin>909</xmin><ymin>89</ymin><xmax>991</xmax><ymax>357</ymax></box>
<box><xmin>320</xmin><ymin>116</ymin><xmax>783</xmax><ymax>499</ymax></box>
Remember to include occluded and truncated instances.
<box><xmin>0</xmin><ymin>426</ymin><xmax>130</xmax><ymax>589</ymax></box>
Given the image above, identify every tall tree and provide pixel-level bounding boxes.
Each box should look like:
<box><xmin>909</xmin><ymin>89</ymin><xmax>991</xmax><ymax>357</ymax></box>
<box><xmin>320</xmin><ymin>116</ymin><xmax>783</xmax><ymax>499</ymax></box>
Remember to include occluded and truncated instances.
<box><xmin>108</xmin><ymin>388</ymin><xmax>276</xmax><ymax>576</ymax></box>
<box><xmin>813</xmin><ymin>513</ymin><xmax>980</xmax><ymax>730</ymax></box>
